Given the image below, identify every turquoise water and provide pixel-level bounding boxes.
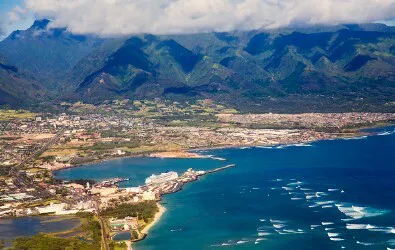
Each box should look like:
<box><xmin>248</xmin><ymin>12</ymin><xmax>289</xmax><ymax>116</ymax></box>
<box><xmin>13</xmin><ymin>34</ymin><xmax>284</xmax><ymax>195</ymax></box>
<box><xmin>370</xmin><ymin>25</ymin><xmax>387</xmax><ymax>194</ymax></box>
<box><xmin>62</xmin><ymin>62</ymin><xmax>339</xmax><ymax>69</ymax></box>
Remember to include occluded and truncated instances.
<box><xmin>56</xmin><ymin>127</ymin><xmax>395</xmax><ymax>250</ymax></box>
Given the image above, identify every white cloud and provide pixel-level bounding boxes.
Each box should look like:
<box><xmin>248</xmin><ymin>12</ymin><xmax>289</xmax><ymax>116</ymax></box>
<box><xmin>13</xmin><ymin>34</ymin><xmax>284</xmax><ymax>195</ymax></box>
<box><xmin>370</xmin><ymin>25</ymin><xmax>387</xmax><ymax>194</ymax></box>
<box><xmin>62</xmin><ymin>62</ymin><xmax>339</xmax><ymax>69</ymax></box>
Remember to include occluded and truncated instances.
<box><xmin>10</xmin><ymin>0</ymin><xmax>395</xmax><ymax>36</ymax></box>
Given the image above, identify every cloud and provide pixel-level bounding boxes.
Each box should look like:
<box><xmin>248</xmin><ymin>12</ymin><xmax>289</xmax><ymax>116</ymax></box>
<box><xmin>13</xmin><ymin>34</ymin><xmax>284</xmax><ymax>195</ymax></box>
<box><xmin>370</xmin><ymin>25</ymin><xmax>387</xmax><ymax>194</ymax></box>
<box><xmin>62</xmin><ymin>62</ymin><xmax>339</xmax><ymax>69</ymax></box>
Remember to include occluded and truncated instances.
<box><xmin>14</xmin><ymin>0</ymin><xmax>395</xmax><ymax>36</ymax></box>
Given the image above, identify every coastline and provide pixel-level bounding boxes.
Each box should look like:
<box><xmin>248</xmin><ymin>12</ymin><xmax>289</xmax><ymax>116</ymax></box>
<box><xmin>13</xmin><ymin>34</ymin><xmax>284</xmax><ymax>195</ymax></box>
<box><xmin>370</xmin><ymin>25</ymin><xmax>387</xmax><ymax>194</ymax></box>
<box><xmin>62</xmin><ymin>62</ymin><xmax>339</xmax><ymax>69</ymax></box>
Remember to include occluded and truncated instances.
<box><xmin>52</xmin><ymin>131</ymin><xmax>365</xmax><ymax>173</ymax></box>
<box><xmin>141</xmin><ymin>203</ymin><xmax>166</xmax><ymax>235</ymax></box>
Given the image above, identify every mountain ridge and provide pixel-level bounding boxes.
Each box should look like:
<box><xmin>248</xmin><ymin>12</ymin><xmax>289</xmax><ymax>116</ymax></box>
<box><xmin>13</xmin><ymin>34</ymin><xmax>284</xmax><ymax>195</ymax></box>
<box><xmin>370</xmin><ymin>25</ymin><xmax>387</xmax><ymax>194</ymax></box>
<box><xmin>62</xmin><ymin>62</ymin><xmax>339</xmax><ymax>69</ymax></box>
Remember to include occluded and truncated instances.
<box><xmin>0</xmin><ymin>20</ymin><xmax>394</xmax><ymax>112</ymax></box>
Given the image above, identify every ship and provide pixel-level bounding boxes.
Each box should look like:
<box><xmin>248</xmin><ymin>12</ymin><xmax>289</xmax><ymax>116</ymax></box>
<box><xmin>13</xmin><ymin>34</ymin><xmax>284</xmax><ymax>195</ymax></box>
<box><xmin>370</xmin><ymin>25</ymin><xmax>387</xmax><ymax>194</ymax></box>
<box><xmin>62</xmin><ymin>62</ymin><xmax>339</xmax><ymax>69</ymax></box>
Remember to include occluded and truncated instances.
<box><xmin>145</xmin><ymin>171</ymin><xmax>179</xmax><ymax>185</ymax></box>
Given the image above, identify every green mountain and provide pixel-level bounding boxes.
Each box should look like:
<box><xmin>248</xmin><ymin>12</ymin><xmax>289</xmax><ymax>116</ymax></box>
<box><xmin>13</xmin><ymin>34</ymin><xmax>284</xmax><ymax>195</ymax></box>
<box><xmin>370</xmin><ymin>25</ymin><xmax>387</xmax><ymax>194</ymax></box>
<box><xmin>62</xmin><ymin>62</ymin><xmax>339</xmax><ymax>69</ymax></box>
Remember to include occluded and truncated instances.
<box><xmin>0</xmin><ymin>20</ymin><xmax>106</xmax><ymax>90</ymax></box>
<box><xmin>0</xmin><ymin>56</ymin><xmax>47</xmax><ymax>107</ymax></box>
<box><xmin>0</xmin><ymin>21</ymin><xmax>394</xmax><ymax>112</ymax></box>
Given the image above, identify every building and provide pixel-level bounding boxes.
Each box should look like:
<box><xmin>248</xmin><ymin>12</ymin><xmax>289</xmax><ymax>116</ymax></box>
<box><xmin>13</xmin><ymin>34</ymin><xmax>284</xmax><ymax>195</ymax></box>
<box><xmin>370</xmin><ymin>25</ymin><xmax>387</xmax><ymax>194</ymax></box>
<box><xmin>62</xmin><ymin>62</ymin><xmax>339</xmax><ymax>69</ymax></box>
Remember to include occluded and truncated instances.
<box><xmin>110</xmin><ymin>216</ymin><xmax>138</xmax><ymax>231</ymax></box>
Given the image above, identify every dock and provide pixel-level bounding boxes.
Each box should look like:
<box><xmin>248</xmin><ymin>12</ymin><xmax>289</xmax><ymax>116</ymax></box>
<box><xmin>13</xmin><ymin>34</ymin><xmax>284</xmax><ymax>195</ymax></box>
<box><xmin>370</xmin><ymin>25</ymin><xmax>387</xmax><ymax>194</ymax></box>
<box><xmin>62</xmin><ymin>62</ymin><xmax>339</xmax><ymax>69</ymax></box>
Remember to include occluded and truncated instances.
<box><xmin>206</xmin><ymin>164</ymin><xmax>236</xmax><ymax>174</ymax></box>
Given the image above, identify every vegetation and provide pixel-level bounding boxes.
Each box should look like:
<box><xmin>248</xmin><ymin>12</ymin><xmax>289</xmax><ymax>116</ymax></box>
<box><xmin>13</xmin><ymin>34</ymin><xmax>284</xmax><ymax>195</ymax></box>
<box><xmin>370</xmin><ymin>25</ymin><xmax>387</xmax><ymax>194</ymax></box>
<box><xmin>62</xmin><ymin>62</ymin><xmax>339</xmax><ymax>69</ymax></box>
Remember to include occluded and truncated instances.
<box><xmin>0</xmin><ymin>110</ymin><xmax>38</xmax><ymax>121</ymax></box>
<box><xmin>10</xmin><ymin>213</ymin><xmax>101</xmax><ymax>250</ymax></box>
<box><xmin>102</xmin><ymin>201</ymin><xmax>158</xmax><ymax>223</ymax></box>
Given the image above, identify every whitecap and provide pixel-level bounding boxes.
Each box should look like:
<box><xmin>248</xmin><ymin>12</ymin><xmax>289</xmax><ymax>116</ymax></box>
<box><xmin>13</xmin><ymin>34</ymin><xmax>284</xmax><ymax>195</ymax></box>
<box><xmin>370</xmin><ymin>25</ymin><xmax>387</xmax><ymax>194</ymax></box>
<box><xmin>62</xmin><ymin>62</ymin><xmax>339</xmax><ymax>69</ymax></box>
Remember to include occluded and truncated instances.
<box><xmin>346</xmin><ymin>224</ymin><xmax>368</xmax><ymax>230</ymax></box>
<box><xmin>356</xmin><ymin>241</ymin><xmax>376</xmax><ymax>246</ymax></box>
<box><xmin>306</xmin><ymin>195</ymin><xmax>315</xmax><ymax>199</ymax></box>
<box><xmin>236</xmin><ymin>240</ymin><xmax>248</xmax><ymax>244</ymax></box>
<box><xmin>300</xmin><ymin>188</ymin><xmax>312</xmax><ymax>191</ymax></box>
<box><xmin>282</xmin><ymin>229</ymin><xmax>304</xmax><ymax>234</ymax></box>
<box><xmin>322</xmin><ymin>222</ymin><xmax>334</xmax><ymax>226</ymax></box>
<box><xmin>257</xmin><ymin>232</ymin><xmax>271</xmax><ymax>236</ymax></box>
<box><xmin>310</xmin><ymin>225</ymin><xmax>321</xmax><ymax>228</ymax></box>
<box><xmin>328</xmin><ymin>189</ymin><xmax>339</xmax><ymax>192</ymax></box>
<box><xmin>282</xmin><ymin>186</ymin><xmax>293</xmax><ymax>191</ymax></box>
<box><xmin>252</xmin><ymin>187</ymin><xmax>260</xmax><ymax>190</ymax></box>
<box><xmin>325</xmin><ymin>228</ymin><xmax>335</xmax><ymax>231</ymax></box>
<box><xmin>287</xmin><ymin>181</ymin><xmax>303</xmax><ymax>186</ymax></box>
<box><xmin>330</xmin><ymin>238</ymin><xmax>344</xmax><ymax>241</ymax></box>
<box><xmin>342</xmin><ymin>136</ymin><xmax>368</xmax><ymax>140</ymax></box>
<box><xmin>322</xmin><ymin>205</ymin><xmax>333</xmax><ymax>208</ymax></box>
<box><xmin>327</xmin><ymin>232</ymin><xmax>340</xmax><ymax>237</ymax></box>
<box><xmin>291</xmin><ymin>197</ymin><xmax>303</xmax><ymax>200</ymax></box>
<box><xmin>270</xmin><ymin>219</ymin><xmax>287</xmax><ymax>223</ymax></box>
<box><xmin>259</xmin><ymin>218</ymin><xmax>266</xmax><ymax>222</ymax></box>
<box><xmin>273</xmin><ymin>224</ymin><xmax>286</xmax><ymax>229</ymax></box>
<box><xmin>315</xmin><ymin>201</ymin><xmax>336</xmax><ymax>206</ymax></box>
<box><xmin>336</xmin><ymin>203</ymin><xmax>388</xmax><ymax>220</ymax></box>
<box><xmin>256</xmin><ymin>146</ymin><xmax>273</xmax><ymax>149</ymax></box>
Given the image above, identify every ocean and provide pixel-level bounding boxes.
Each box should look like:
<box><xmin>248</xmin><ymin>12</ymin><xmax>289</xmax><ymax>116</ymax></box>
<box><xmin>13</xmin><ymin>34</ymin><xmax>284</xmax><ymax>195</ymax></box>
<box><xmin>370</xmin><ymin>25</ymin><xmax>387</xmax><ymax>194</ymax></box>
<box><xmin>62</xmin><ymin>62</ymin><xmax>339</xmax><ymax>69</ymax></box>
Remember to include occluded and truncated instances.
<box><xmin>55</xmin><ymin>127</ymin><xmax>395</xmax><ymax>250</ymax></box>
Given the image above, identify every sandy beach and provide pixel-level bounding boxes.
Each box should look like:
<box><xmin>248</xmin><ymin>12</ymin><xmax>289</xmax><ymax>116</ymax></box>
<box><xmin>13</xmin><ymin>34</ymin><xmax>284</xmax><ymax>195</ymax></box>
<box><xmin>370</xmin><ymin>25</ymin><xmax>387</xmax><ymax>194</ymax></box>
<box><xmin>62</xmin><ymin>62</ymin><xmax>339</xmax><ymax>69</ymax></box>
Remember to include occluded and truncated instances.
<box><xmin>149</xmin><ymin>151</ymin><xmax>206</xmax><ymax>159</ymax></box>
<box><xmin>129</xmin><ymin>203</ymin><xmax>166</xmax><ymax>250</ymax></box>
<box><xmin>141</xmin><ymin>203</ymin><xmax>166</xmax><ymax>235</ymax></box>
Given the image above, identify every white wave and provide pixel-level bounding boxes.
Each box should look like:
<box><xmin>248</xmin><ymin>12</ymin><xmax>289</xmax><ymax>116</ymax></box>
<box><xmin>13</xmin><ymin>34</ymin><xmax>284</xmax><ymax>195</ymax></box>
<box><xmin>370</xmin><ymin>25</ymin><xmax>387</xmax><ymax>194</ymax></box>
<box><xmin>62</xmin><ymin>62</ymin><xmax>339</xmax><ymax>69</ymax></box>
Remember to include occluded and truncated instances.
<box><xmin>377</xmin><ymin>131</ymin><xmax>394</xmax><ymax>136</ymax></box>
<box><xmin>291</xmin><ymin>197</ymin><xmax>303</xmax><ymax>200</ymax></box>
<box><xmin>328</xmin><ymin>189</ymin><xmax>339</xmax><ymax>192</ymax></box>
<box><xmin>322</xmin><ymin>205</ymin><xmax>333</xmax><ymax>208</ymax></box>
<box><xmin>282</xmin><ymin>229</ymin><xmax>304</xmax><ymax>234</ymax></box>
<box><xmin>330</xmin><ymin>238</ymin><xmax>345</xmax><ymax>241</ymax></box>
<box><xmin>356</xmin><ymin>241</ymin><xmax>376</xmax><ymax>246</ymax></box>
<box><xmin>221</xmin><ymin>243</ymin><xmax>231</xmax><ymax>246</ymax></box>
<box><xmin>387</xmin><ymin>248</ymin><xmax>395</xmax><ymax>250</ymax></box>
<box><xmin>306</xmin><ymin>195</ymin><xmax>315</xmax><ymax>199</ymax></box>
<box><xmin>170</xmin><ymin>229</ymin><xmax>182</xmax><ymax>232</ymax></box>
<box><xmin>256</xmin><ymin>146</ymin><xmax>274</xmax><ymax>149</ymax></box>
<box><xmin>322</xmin><ymin>222</ymin><xmax>334</xmax><ymax>226</ymax></box>
<box><xmin>257</xmin><ymin>232</ymin><xmax>271</xmax><ymax>236</ymax></box>
<box><xmin>315</xmin><ymin>201</ymin><xmax>336</xmax><ymax>206</ymax></box>
<box><xmin>270</xmin><ymin>219</ymin><xmax>287</xmax><ymax>223</ymax></box>
<box><xmin>327</xmin><ymin>232</ymin><xmax>340</xmax><ymax>237</ymax></box>
<box><xmin>270</xmin><ymin>187</ymin><xmax>281</xmax><ymax>190</ymax></box>
<box><xmin>342</xmin><ymin>136</ymin><xmax>368</xmax><ymax>140</ymax></box>
<box><xmin>282</xmin><ymin>186</ymin><xmax>293</xmax><ymax>191</ymax></box>
<box><xmin>325</xmin><ymin>228</ymin><xmax>335</xmax><ymax>231</ymax></box>
<box><xmin>236</xmin><ymin>240</ymin><xmax>248</xmax><ymax>244</ymax></box>
<box><xmin>271</xmin><ymin>178</ymin><xmax>283</xmax><ymax>182</ymax></box>
<box><xmin>210</xmin><ymin>157</ymin><xmax>227</xmax><ymax>161</ymax></box>
<box><xmin>300</xmin><ymin>188</ymin><xmax>312</xmax><ymax>191</ymax></box>
<box><xmin>336</xmin><ymin>203</ymin><xmax>389</xmax><ymax>220</ymax></box>
<box><xmin>287</xmin><ymin>181</ymin><xmax>303</xmax><ymax>186</ymax></box>
<box><xmin>259</xmin><ymin>218</ymin><xmax>266</xmax><ymax>222</ymax></box>
<box><xmin>310</xmin><ymin>225</ymin><xmax>321</xmax><ymax>228</ymax></box>
<box><xmin>273</xmin><ymin>224</ymin><xmax>286</xmax><ymax>229</ymax></box>
<box><xmin>240</xmin><ymin>147</ymin><xmax>250</xmax><ymax>149</ymax></box>
<box><xmin>256</xmin><ymin>238</ymin><xmax>265</xmax><ymax>242</ymax></box>
<box><xmin>252</xmin><ymin>187</ymin><xmax>260</xmax><ymax>190</ymax></box>
<box><xmin>346</xmin><ymin>223</ymin><xmax>368</xmax><ymax>230</ymax></box>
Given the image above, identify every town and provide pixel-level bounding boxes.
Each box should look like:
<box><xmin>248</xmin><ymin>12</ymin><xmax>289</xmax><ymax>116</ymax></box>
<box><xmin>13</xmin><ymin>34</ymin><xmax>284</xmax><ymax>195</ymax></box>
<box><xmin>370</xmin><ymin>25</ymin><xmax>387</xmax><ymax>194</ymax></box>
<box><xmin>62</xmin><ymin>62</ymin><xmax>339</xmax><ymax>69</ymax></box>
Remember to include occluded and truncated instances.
<box><xmin>0</xmin><ymin>99</ymin><xmax>394</xmax><ymax>249</ymax></box>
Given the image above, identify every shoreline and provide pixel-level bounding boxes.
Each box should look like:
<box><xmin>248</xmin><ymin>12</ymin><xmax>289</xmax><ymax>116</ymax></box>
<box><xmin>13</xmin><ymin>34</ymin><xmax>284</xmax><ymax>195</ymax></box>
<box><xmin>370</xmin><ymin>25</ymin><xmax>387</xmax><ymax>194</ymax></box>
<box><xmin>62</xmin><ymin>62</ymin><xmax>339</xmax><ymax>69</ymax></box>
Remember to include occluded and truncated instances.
<box><xmin>52</xmin><ymin>129</ymin><xmax>374</xmax><ymax>173</ymax></box>
<box><xmin>141</xmin><ymin>203</ymin><xmax>166</xmax><ymax>235</ymax></box>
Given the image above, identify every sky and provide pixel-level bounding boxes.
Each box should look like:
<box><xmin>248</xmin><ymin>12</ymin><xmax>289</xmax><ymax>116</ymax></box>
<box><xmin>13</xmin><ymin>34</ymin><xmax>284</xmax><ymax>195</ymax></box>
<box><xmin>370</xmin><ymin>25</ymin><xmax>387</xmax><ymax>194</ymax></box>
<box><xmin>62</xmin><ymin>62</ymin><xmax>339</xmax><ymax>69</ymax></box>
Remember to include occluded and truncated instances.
<box><xmin>1</xmin><ymin>0</ymin><xmax>395</xmax><ymax>39</ymax></box>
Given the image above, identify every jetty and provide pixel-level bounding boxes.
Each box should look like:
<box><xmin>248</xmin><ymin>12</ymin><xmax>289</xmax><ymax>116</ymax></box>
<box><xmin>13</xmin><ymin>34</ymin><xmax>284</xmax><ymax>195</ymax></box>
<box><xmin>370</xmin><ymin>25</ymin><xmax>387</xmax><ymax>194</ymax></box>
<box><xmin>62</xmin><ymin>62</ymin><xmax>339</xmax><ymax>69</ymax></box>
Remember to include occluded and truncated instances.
<box><xmin>206</xmin><ymin>164</ymin><xmax>236</xmax><ymax>174</ymax></box>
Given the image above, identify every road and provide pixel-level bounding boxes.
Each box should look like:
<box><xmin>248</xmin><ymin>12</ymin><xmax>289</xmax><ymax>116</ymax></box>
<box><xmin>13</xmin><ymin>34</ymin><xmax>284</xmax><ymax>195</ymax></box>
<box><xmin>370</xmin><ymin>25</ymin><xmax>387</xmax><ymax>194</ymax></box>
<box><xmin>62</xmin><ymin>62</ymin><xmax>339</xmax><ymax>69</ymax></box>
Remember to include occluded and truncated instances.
<box><xmin>95</xmin><ymin>201</ymin><xmax>110</xmax><ymax>250</ymax></box>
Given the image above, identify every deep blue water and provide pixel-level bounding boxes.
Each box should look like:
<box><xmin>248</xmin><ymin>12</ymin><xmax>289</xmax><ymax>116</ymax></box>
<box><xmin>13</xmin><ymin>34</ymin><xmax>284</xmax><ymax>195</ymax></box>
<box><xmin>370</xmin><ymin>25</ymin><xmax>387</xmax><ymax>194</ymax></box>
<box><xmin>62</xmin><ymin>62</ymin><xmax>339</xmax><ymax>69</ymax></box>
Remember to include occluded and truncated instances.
<box><xmin>55</xmin><ymin>127</ymin><xmax>395</xmax><ymax>250</ymax></box>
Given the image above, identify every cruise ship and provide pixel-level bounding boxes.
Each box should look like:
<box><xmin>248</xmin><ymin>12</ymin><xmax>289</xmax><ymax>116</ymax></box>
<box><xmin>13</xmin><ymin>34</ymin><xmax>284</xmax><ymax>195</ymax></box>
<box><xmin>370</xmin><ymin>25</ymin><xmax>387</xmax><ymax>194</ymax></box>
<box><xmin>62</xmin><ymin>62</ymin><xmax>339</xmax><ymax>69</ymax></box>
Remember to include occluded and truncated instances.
<box><xmin>145</xmin><ymin>171</ymin><xmax>179</xmax><ymax>185</ymax></box>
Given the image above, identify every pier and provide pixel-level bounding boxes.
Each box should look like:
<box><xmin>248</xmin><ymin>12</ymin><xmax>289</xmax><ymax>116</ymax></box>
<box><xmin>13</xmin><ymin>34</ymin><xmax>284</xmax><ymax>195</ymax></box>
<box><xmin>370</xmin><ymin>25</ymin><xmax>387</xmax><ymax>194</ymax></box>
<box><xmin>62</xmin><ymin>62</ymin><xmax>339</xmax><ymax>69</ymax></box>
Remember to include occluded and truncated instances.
<box><xmin>206</xmin><ymin>164</ymin><xmax>236</xmax><ymax>174</ymax></box>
